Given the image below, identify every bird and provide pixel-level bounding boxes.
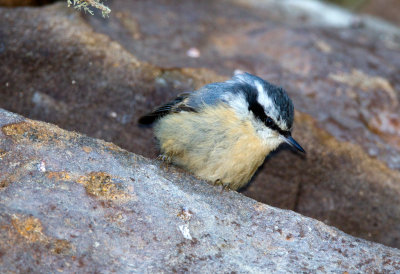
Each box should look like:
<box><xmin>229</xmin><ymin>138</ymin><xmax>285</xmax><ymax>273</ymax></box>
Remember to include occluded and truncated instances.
<box><xmin>139</xmin><ymin>72</ymin><xmax>305</xmax><ymax>190</ymax></box>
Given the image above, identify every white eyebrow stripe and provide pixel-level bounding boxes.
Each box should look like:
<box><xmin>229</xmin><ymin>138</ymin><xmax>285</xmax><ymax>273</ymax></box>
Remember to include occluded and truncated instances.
<box><xmin>255</xmin><ymin>81</ymin><xmax>264</xmax><ymax>94</ymax></box>
<box><xmin>254</xmin><ymin>80</ymin><xmax>288</xmax><ymax>130</ymax></box>
<box><xmin>254</xmin><ymin>81</ymin><xmax>276</xmax><ymax>116</ymax></box>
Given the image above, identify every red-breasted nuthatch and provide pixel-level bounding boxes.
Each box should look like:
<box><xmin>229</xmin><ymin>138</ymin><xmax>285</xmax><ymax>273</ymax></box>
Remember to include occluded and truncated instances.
<box><xmin>139</xmin><ymin>72</ymin><xmax>305</xmax><ymax>190</ymax></box>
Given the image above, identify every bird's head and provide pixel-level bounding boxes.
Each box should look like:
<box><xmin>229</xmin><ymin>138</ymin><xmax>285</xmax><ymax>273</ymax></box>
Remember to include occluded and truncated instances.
<box><xmin>224</xmin><ymin>72</ymin><xmax>305</xmax><ymax>153</ymax></box>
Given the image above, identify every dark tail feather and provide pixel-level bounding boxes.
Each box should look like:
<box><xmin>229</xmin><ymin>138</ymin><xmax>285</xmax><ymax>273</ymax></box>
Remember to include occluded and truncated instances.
<box><xmin>138</xmin><ymin>114</ymin><xmax>160</xmax><ymax>125</ymax></box>
<box><xmin>138</xmin><ymin>106</ymin><xmax>172</xmax><ymax>124</ymax></box>
<box><xmin>138</xmin><ymin>94</ymin><xmax>190</xmax><ymax>125</ymax></box>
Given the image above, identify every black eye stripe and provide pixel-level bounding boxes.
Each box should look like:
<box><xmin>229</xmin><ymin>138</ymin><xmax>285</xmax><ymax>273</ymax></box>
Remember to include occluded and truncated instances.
<box><xmin>248</xmin><ymin>98</ymin><xmax>290</xmax><ymax>136</ymax></box>
<box><xmin>238</xmin><ymin>82</ymin><xmax>290</xmax><ymax>136</ymax></box>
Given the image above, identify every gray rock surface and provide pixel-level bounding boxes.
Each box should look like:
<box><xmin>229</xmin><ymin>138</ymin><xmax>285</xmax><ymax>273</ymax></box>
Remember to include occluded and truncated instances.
<box><xmin>1</xmin><ymin>108</ymin><xmax>400</xmax><ymax>272</ymax></box>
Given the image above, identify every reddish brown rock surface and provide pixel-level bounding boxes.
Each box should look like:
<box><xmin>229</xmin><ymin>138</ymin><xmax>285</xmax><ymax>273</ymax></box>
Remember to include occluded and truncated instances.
<box><xmin>0</xmin><ymin>0</ymin><xmax>399</xmax><ymax>257</ymax></box>
<box><xmin>359</xmin><ymin>0</ymin><xmax>400</xmax><ymax>26</ymax></box>
<box><xmin>0</xmin><ymin>0</ymin><xmax>52</xmax><ymax>6</ymax></box>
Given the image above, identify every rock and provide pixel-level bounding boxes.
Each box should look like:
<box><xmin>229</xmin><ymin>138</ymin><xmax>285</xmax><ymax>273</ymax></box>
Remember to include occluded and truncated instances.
<box><xmin>1</xmin><ymin>108</ymin><xmax>400</xmax><ymax>272</ymax></box>
<box><xmin>0</xmin><ymin>0</ymin><xmax>400</xmax><ymax>250</ymax></box>
<box><xmin>0</xmin><ymin>4</ymin><xmax>223</xmax><ymax>158</ymax></box>
<box><xmin>359</xmin><ymin>0</ymin><xmax>400</xmax><ymax>27</ymax></box>
<box><xmin>0</xmin><ymin>0</ymin><xmax>43</xmax><ymax>6</ymax></box>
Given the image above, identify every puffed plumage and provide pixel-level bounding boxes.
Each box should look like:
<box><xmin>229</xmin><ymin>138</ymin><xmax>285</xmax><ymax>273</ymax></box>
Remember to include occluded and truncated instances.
<box><xmin>139</xmin><ymin>72</ymin><xmax>304</xmax><ymax>190</ymax></box>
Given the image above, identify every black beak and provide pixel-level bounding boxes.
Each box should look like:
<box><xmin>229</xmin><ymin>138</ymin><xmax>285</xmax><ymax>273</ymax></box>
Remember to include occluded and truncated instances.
<box><xmin>282</xmin><ymin>135</ymin><xmax>305</xmax><ymax>153</ymax></box>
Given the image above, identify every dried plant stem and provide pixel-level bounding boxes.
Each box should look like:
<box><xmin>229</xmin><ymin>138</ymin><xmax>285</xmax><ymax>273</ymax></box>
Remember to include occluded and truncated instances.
<box><xmin>67</xmin><ymin>0</ymin><xmax>111</xmax><ymax>17</ymax></box>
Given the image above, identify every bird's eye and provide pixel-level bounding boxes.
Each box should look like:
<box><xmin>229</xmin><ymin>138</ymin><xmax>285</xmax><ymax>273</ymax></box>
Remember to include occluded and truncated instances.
<box><xmin>264</xmin><ymin>116</ymin><xmax>274</xmax><ymax>127</ymax></box>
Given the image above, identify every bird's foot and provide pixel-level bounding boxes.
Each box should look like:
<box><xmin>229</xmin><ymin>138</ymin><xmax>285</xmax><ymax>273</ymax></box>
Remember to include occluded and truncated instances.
<box><xmin>213</xmin><ymin>179</ymin><xmax>231</xmax><ymax>193</ymax></box>
<box><xmin>157</xmin><ymin>154</ymin><xmax>172</xmax><ymax>164</ymax></box>
<box><xmin>157</xmin><ymin>154</ymin><xmax>172</xmax><ymax>170</ymax></box>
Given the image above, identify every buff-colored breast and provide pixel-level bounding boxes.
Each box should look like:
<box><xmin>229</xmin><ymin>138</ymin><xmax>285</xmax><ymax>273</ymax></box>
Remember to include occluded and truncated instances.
<box><xmin>154</xmin><ymin>104</ymin><xmax>271</xmax><ymax>190</ymax></box>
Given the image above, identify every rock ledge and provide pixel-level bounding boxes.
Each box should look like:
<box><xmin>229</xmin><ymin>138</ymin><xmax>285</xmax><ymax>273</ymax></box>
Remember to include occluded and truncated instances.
<box><xmin>1</xmin><ymin>108</ymin><xmax>399</xmax><ymax>272</ymax></box>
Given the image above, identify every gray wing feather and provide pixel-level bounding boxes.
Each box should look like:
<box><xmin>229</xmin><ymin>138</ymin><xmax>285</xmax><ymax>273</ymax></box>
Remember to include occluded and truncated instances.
<box><xmin>138</xmin><ymin>93</ymin><xmax>194</xmax><ymax>125</ymax></box>
<box><xmin>138</xmin><ymin>81</ymin><xmax>234</xmax><ymax>125</ymax></box>
<box><xmin>186</xmin><ymin>83</ymin><xmax>231</xmax><ymax>109</ymax></box>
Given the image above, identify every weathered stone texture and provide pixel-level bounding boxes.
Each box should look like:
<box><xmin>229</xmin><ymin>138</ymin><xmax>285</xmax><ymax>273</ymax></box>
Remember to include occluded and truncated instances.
<box><xmin>0</xmin><ymin>0</ymin><xmax>399</xmax><ymax>266</ymax></box>
<box><xmin>1</xmin><ymin>109</ymin><xmax>400</xmax><ymax>272</ymax></box>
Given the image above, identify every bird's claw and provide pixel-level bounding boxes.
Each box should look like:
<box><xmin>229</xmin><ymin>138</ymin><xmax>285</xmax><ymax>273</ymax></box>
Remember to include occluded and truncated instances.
<box><xmin>213</xmin><ymin>179</ymin><xmax>231</xmax><ymax>193</ymax></box>
<box><xmin>157</xmin><ymin>154</ymin><xmax>172</xmax><ymax>164</ymax></box>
